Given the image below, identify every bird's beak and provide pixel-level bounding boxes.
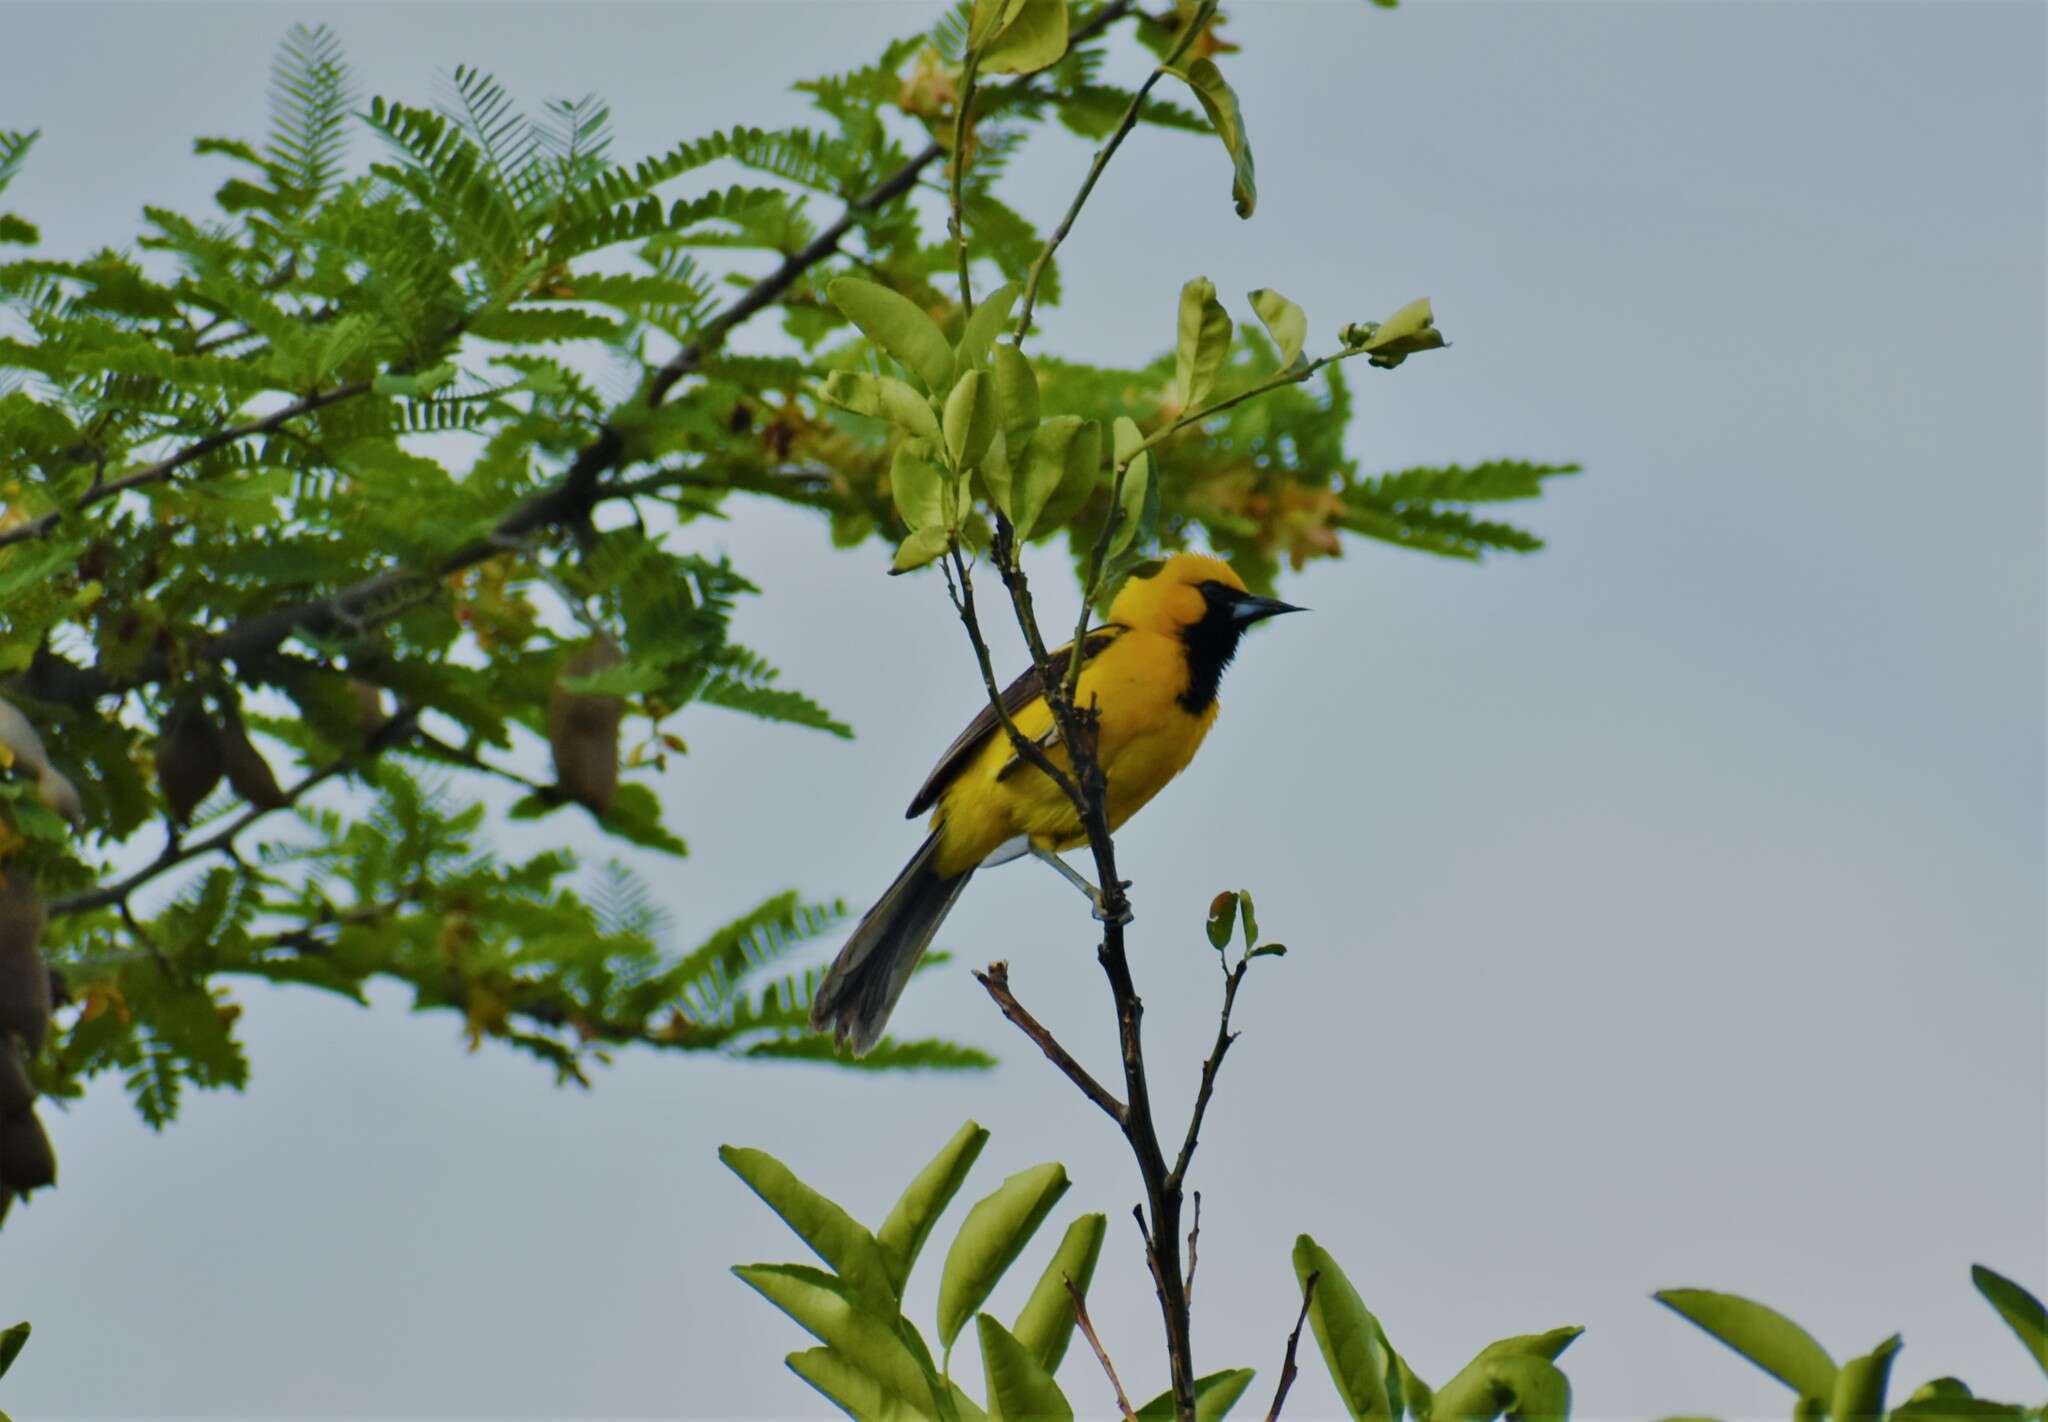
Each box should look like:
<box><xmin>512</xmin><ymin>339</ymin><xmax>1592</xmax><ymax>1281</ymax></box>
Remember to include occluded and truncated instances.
<box><xmin>1229</xmin><ymin>594</ymin><xmax>1307</xmax><ymax>626</ymax></box>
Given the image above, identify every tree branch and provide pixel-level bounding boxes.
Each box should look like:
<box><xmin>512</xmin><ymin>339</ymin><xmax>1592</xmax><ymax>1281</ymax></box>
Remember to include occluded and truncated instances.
<box><xmin>1068</xmin><ymin>1275</ymin><xmax>1139</xmax><ymax>1422</ymax></box>
<box><xmin>972</xmin><ymin>961</ymin><xmax>1124</xmax><ymax>1125</ymax></box>
<box><xmin>1169</xmin><ymin>955</ymin><xmax>1249</xmax><ymax>1191</ymax></box>
<box><xmin>0</xmin><ymin>379</ymin><xmax>373</xmax><ymax>551</ymax></box>
<box><xmin>1265</xmin><ymin>1272</ymin><xmax>1320</xmax><ymax>1422</ymax></box>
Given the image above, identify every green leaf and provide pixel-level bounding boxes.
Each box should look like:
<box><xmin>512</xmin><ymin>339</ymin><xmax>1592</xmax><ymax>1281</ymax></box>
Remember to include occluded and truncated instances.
<box><xmin>1011</xmin><ymin>1213</ymin><xmax>1107</xmax><ymax>1374</ymax></box>
<box><xmin>1134</xmin><ymin>1369</ymin><xmax>1258</xmax><ymax>1421</ymax></box>
<box><xmin>1173</xmin><ymin>276</ymin><xmax>1233</xmax><ymax>410</ymax></box>
<box><xmin>979</xmin><ymin>0</ymin><xmax>1069</xmax><ymax>75</ymax></box>
<box><xmin>1972</xmin><ymin>1265</ymin><xmax>2048</xmax><ymax>1377</ymax></box>
<box><xmin>991</xmin><ymin>342</ymin><xmax>1039</xmax><ymax>441</ymax></box>
<box><xmin>936</xmin><ymin>1162</ymin><xmax>1070</xmax><ymax>1351</ymax></box>
<box><xmin>892</xmin><ymin>526</ymin><xmax>953</xmax><ymax>574</ymax></box>
<box><xmin>944</xmin><ymin>369</ymin><xmax>998</xmax><ymax>472</ymax></box>
<box><xmin>1109</xmin><ymin>416</ymin><xmax>1151</xmax><ymax>557</ymax></box>
<box><xmin>828</xmin><ymin>277</ymin><xmax>955</xmax><ymax>393</ymax></box>
<box><xmin>957</xmin><ymin>283</ymin><xmax>1019</xmax><ymax>371</ymax></box>
<box><xmin>978</xmin><ymin>1314</ymin><xmax>1074</xmax><ymax>1422</ymax></box>
<box><xmin>734</xmin><ymin>1265</ymin><xmax>935</xmax><ymax>1410</ymax></box>
<box><xmin>1830</xmin><ymin>1335</ymin><xmax>1901</xmax><ymax>1422</ymax></box>
<box><xmin>893</xmin><ymin>445</ymin><xmax>949</xmax><ymax>530</ymax></box>
<box><xmin>1293</xmin><ymin>1234</ymin><xmax>1392</xmax><ymax>1420</ymax></box>
<box><xmin>1430</xmin><ymin>1355</ymin><xmax>1571</xmax><ymax>1422</ymax></box>
<box><xmin>1205</xmin><ymin>891</ymin><xmax>1239</xmax><ymax>951</ymax></box>
<box><xmin>1248</xmin><ymin>288</ymin><xmax>1307</xmax><ymax>367</ymax></box>
<box><xmin>822</xmin><ymin>371</ymin><xmax>942</xmax><ymax>441</ymax></box>
<box><xmin>787</xmin><ymin>1345</ymin><xmax>942</xmax><ymax>1422</ymax></box>
<box><xmin>720</xmin><ymin>1146</ymin><xmax>898</xmax><ymax>1315</ymax></box>
<box><xmin>1170</xmin><ymin>58</ymin><xmax>1256</xmax><ymax>219</ymax></box>
<box><xmin>1653</xmin><ymin>1289</ymin><xmax>1837</xmax><ymax>1401</ymax></box>
<box><xmin>1013</xmin><ymin>416</ymin><xmax>1095</xmax><ymax>541</ymax></box>
<box><xmin>1355</xmin><ymin>298</ymin><xmax>1446</xmax><ymax>369</ymax></box>
<box><xmin>0</xmin><ymin>1321</ymin><xmax>26</xmax><ymax>1379</ymax></box>
<box><xmin>1238</xmin><ymin>889</ymin><xmax>1259</xmax><ymax>950</ymax></box>
<box><xmin>877</xmin><ymin>1121</ymin><xmax>990</xmax><ymax>1299</ymax></box>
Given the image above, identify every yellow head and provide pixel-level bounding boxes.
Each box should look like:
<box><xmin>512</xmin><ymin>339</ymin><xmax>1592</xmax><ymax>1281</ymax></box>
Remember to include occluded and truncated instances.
<box><xmin>1107</xmin><ymin>553</ymin><xmax>1304</xmax><ymax>711</ymax></box>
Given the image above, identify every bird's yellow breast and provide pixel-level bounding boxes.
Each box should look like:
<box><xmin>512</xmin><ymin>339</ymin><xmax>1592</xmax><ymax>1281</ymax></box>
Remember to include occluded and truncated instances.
<box><xmin>929</xmin><ymin>627</ymin><xmax>1218</xmax><ymax>878</ymax></box>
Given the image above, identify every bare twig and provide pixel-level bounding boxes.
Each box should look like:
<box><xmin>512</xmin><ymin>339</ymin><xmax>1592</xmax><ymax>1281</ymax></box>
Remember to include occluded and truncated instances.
<box><xmin>1265</xmin><ymin>1271</ymin><xmax>1321</xmax><ymax>1422</ymax></box>
<box><xmin>0</xmin><ymin>380</ymin><xmax>372</xmax><ymax>550</ymax></box>
<box><xmin>972</xmin><ymin>963</ymin><xmax>1124</xmax><ymax>1124</ymax></box>
<box><xmin>1067</xmin><ymin>1275</ymin><xmax>1139</xmax><ymax>1422</ymax></box>
<box><xmin>1013</xmin><ymin>0</ymin><xmax>1216</xmax><ymax>346</ymax></box>
<box><xmin>1170</xmin><ymin>956</ymin><xmax>1249</xmax><ymax>1190</ymax></box>
<box><xmin>1186</xmin><ymin>1191</ymin><xmax>1202</xmax><ymax>1305</ymax></box>
<box><xmin>943</xmin><ymin>545</ymin><xmax>1083</xmax><ymax>806</ymax></box>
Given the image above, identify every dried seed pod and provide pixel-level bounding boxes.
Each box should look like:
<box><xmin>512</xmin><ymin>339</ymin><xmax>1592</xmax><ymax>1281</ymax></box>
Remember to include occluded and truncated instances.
<box><xmin>549</xmin><ymin>638</ymin><xmax>625</xmax><ymax>815</ymax></box>
<box><xmin>348</xmin><ymin>680</ymin><xmax>389</xmax><ymax>740</ymax></box>
<box><xmin>0</xmin><ymin>1108</ymin><xmax>55</xmax><ymax>1193</ymax></box>
<box><xmin>34</xmin><ymin>763</ymin><xmax>82</xmax><ymax>827</ymax></box>
<box><xmin>0</xmin><ymin>697</ymin><xmax>79</xmax><ymax>828</ymax></box>
<box><xmin>219</xmin><ymin>705</ymin><xmax>287</xmax><ymax>810</ymax></box>
<box><xmin>156</xmin><ymin>702</ymin><xmax>224</xmax><ymax>822</ymax></box>
<box><xmin>0</xmin><ymin>873</ymin><xmax>49</xmax><ymax>1055</ymax></box>
<box><xmin>0</xmin><ymin>1037</ymin><xmax>33</xmax><ymax>1116</ymax></box>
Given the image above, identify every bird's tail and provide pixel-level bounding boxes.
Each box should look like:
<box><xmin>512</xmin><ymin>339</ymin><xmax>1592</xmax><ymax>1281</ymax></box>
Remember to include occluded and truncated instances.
<box><xmin>810</xmin><ymin>832</ymin><xmax>971</xmax><ymax>1057</ymax></box>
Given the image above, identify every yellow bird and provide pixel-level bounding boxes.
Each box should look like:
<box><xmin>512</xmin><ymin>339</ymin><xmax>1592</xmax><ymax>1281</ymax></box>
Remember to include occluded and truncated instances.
<box><xmin>811</xmin><ymin>553</ymin><xmax>1303</xmax><ymax>1053</ymax></box>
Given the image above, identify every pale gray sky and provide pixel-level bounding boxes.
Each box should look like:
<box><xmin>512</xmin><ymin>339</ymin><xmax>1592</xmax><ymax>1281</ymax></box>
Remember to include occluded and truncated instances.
<box><xmin>1</xmin><ymin>3</ymin><xmax>2042</xmax><ymax>1420</ymax></box>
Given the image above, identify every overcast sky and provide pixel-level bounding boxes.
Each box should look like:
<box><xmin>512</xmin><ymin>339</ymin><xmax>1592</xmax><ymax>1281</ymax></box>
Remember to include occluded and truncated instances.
<box><xmin>1</xmin><ymin>2</ymin><xmax>2043</xmax><ymax>1419</ymax></box>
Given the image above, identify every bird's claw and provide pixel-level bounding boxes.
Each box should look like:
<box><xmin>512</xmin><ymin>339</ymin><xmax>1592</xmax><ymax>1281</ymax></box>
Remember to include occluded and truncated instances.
<box><xmin>1090</xmin><ymin>881</ymin><xmax>1135</xmax><ymax>926</ymax></box>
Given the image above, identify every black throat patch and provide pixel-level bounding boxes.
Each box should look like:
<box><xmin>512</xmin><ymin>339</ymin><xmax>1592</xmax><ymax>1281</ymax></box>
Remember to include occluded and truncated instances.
<box><xmin>1178</xmin><ymin>582</ymin><xmax>1246</xmax><ymax>714</ymax></box>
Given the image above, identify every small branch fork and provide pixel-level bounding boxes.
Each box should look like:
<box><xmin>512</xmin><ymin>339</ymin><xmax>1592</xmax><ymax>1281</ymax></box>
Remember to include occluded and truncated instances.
<box><xmin>1067</xmin><ymin>1275</ymin><xmax>1138</xmax><ymax>1422</ymax></box>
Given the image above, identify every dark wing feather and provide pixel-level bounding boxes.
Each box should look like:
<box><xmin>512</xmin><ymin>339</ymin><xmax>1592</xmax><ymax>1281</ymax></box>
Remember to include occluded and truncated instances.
<box><xmin>904</xmin><ymin>627</ymin><xmax>1124</xmax><ymax>818</ymax></box>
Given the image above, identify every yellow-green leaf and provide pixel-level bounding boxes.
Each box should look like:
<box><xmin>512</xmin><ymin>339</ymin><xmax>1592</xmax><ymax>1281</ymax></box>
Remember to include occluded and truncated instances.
<box><xmin>720</xmin><ymin>1146</ymin><xmax>897</xmax><ymax>1316</ymax></box>
<box><xmin>787</xmin><ymin>1346</ymin><xmax>942</xmax><ymax>1422</ymax></box>
<box><xmin>957</xmin><ymin>282</ymin><xmax>1020</xmax><ymax>371</ymax></box>
<box><xmin>1174</xmin><ymin>276</ymin><xmax>1232</xmax><ymax>410</ymax></box>
<box><xmin>1357</xmin><ymin>297</ymin><xmax>1446</xmax><ymax>369</ymax></box>
<box><xmin>891</xmin><ymin>526</ymin><xmax>952</xmax><ymax>574</ymax></box>
<box><xmin>892</xmin><ymin>445</ymin><xmax>948</xmax><ymax>531</ymax></box>
<box><xmin>1109</xmin><ymin>416</ymin><xmax>1150</xmax><ymax>557</ymax></box>
<box><xmin>821</xmin><ymin>370</ymin><xmax>942</xmax><ymax>441</ymax></box>
<box><xmin>1293</xmin><ymin>1234</ymin><xmax>1392</xmax><ymax>1420</ymax></box>
<box><xmin>828</xmin><ymin>276</ymin><xmax>955</xmax><ymax>392</ymax></box>
<box><xmin>876</xmin><ymin>1121</ymin><xmax>990</xmax><ymax>1299</ymax></box>
<box><xmin>978</xmin><ymin>1314</ymin><xmax>1074</xmax><ymax>1422</ymax></box>
<box><xmin>979</xmin><ymin>0</ymin><xmax>1069</xmax><ymax>75</ymax></box>
<box><xmin>944</xmin><ymin>369</ymin><xmax>998</xmax><ymax>472</ymax></box>
<box><xmin>1170</xmin><ymin>58</ymin><xmax>1256</xmax><ymax>219</ymax></box>
<box><xmin>1832</xmin><ymin>1335</ymin><xmax>1901</xmax><ymax>1422</ymax></box>
<box><xmin>1010</xmin><ymin>1213</ymin><xmax>1107</xmax><ymax>1374</ymax></box>
<box><xmin>936</xmin><ymin>1162</ymin><xmax>1069</xmax><ymax>1350</ymax></box>
<box><xmin>1013</xmin><ymin>416</ymin><xmax>1094</xmax><ymax>540</ymax></box>
<box><xmin>1973</xmin><ymin>1265</ymin><xmax>2048</xmax><ymax>1377</ymax></box>
<box><xmin>734</xmin><ymin>1264</ymin><xmax>932</xmax><ymax>1406</ymax></box>
<box><xmin>1248</xmin><ymin>287</ymin><xmax>1308</xmax><ymax>367</ymax></box>
<box><xmin>992</xmin><ymin>342</ymin><xmax>1039</xmax><ymax>441</ymax></box>
<box><xmin>1654</xmin><ymin>1289</ymin><xmax>1837</xmax><ymax>1401</ymax></box>
<box><xmin>1134</xmin><ymin>1369</ymin><xmax>1258</xmax><ymax>1421</ymax></box>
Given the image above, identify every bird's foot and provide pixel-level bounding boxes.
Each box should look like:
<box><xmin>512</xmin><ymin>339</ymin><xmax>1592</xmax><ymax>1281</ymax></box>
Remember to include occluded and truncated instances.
<box><xmin>1090</xmin><ymin>880</ymin><xmax>1135</xmax><ymax>926</ymax></box>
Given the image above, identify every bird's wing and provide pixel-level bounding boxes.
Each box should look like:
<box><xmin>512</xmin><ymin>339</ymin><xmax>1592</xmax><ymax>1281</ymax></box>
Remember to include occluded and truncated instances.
<box><xmin>905</xmin><ymin>626</ymin><xmax>1124</xmax><ymax>818</ymax></box>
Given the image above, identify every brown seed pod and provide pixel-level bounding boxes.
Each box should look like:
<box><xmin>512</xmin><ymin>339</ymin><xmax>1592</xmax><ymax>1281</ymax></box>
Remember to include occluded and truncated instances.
<box><xmin>348</xmin><ymin>679</ymin><xmax>389</xmax><ymax>740</ymax></box>
<box><xmin>0</xmin><ymin>1107</ymin><xmax>55</xmax><ymax>1193</ymax></box>
<box><xmin>0</xmin><ymin>1036</ymin><xmax>33</xmax><ymax>1116</ymax></box>
<box><xmin>0</xmin><ymin>697</ymin><xmax>79</xmax><ymax>828</ymax></box>
<box><xmin>549</xmin><ymin>637</ymin><xmax>625</xmax><ymax>816</ymax></box>
<box><xmin>219</xmin><ymin>705</ymin><xmax>287</xmax><ymax>810</ymax></box>
<box><xmin>35</xmin><ymin>763</ymin><xmax>83</xmax><ymax>827</ymax></box>
<box><xmin>0</xmin><ymin>873</ymin><xmax>49</xmax><ymax>1056</ymax></box>
<box><xmin>156</xmin><ymin>701</ymin><xmax>224</xmax><ymax>822</ymax></box>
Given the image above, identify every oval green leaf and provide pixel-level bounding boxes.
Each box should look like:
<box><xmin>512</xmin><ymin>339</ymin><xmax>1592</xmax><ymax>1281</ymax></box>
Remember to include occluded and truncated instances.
<box><xmin>1359</xmin><ymin>297</ymin><xmax>1447</xmax><ymax>369</ymax></box>
<box><xmin>733</xmin><ymin>1264</ymin><xmax>932</xmax><ymax>1406</ymax></box>
<box><xmin>1293</xmin><ymin>1234</ymin><xmax>1392</xmax><ymax>1420</ymax></box>
<box><xmin>1653</xmin><ymin>1289</ymin><xmax>1837</xmax><ymax>1400</ymax></box>
<box><xmin>787</xmin><ymin>1345</ymin><xmax>944</xmax><ymax>1422</ymax></box>
<box><xmin>822</xmin><ymin>370</ymin><xmax>941</xmax><ymax>441</ymax></box>
<box><xmin>0</xmin><ymin>1321</ymin><xmax>27</xmax><ymax>1380</ymax></box>
<box><xmin>720</xmin><ymin>1146</ymin><xmax>898</xmax><ymax>1315</ymax></box>
<box><xmin>1170</xmin><ymin>58</ymin><xmax>1256</xmax><ymax>219</ymax></box>
<box><xmin>1174</xmin><ymin>276</ymin><xmax>1233</xmax><ymax>410</ymax></box>
<box><xmin>877</xmin><ymin>1121</ymin><xmax>990</xmax><ymax>1299</ymax></box>
<box><xmin>1012</xmin><ymin>415</ymin><xmax>1087</xmax><ymax>540</ymax></box>
<box><xmin>978</xmin><ymin>0</ymin><xmax>1069</xmax><ymax>75</ymax></box>
<box><xmin>1249</xmin><ymin>288</ymin><xmax>1307</xmax><ymax>367</ymax></box>
<box><xmin>944</xmin><ymin>369</ymin><xmax>998</xmax><ymax>472</ymax></box>
<box><xmin>936</xmin><ymin>1161</ymin><xmax>1070</xmax><ymax>1351</ymax></box>
<box><xmin>1010</xmin><ymin>1212</ymin><xmax>1107</xmax><ymax>1374</ymax></box>
<box><xmin>978</xmin><ymin>1313</ymin><xmax>1074</xmax><ymax>1422</ymax></box>
<box><xmin>1972</xmin><ymin>1265</ymin><xmax>2048</xmax><ymax>1377</ymax></box>
<box><xmin>892</xmin><ymin>525</ymin><xmax>953</xmax><ymax>574</ymax></box>
<box><xmin>892</xmin><ymin>445</ymin><xmax>948</xmax><ymax>531</ymax></box>
<box><xmin>1205</xmin><ymin>891</ymin><xmax>1239</xmax><ymax>951</ymax></box>
<box><xmin>992</xmin><ymin>342</ymin><xmax>1039</xmax><ymax>441</ymax></box>
<box><xmin>1831</xmin><ymin>1335</ymin><xmax>1901</xmax><ymax>1422</ymax></box>
<box><xmin>1134</xmin><ymin>1368</ymin><xmax>1258</xmax><ymax>1422</ymax></box>
<box><xmin>828</xmin><ymin>276</ymin><xmax>955</xmax><ymax>392</ymax></box>
<box><xmin>957</xmin><ymin>283</ymin><xmax>1020</xmax><ymax>371</ymax></box>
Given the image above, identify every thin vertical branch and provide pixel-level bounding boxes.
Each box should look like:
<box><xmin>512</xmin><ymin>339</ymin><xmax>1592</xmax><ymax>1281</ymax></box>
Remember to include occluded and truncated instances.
<box><xmin>1265</xmin><ymin>1272</ymin><xmax>1321</xmax><ymax>1422</ymax></box>
<box><xmin>949</xmin><ymin>57</ymin><xmax>980</xmax><ymax>316</ymax></box>
<box><xmin>1067</xmin><ymin>1276</ymin><xmax>1139</xmax><ymax>1422</ymax></box>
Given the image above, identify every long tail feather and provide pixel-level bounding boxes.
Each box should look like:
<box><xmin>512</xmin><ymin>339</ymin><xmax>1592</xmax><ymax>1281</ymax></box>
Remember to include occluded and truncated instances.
<box><xmin>809</xmin><ymin>833</ymin><xmax>971</xmax><ymax>1056</ymax></box>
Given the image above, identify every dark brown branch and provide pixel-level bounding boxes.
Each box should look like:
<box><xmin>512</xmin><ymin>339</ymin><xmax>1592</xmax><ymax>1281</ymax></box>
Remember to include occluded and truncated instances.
<box><xmin>942</xmin><ymin>545</ymin><xmax>1084</xmax><ymax>807</ymax></box>
<box><xmin>47</xmin><ymin>707</ymin><xmax>420</xmax><ymax>918</ymax></box>
<box><xmin>1067</xmin><ymin>1275</ymin><xmax>1138</xmax><ymax>1422</ymax></box>
<box><xmin>1169</xmin><ymin>956</ymin><xmax>1249</xmax><ymax>1191</ymax></box>
<box><xmin>0</xmin><ymin>379</ymin><xmax>373</xmax><ymax>550</ymax></box>
<box><xmin>972</xmin><ymin>962</ymin><xmax>1125</xmax><ymax>1124</ymax></box>
<box><xmin>1185</xmin><ymin>1191</ymin><xmax>1202</xmax><ymax>1305</ymax></box>
<box><xmin>1265</xmin><ymin>1272</ymin><xmax>1321</xmax><ymax>1422</ymax></box>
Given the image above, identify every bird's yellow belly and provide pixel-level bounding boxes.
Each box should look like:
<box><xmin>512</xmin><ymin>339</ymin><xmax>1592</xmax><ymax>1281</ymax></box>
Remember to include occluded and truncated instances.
<box><xmin>929</xmin><ymin>633</ymin><xmax>1217</xmax><ymax>878</ymax></box>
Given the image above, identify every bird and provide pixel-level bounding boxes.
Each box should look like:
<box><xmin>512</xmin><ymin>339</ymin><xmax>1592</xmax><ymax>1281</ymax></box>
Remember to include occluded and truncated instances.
<box><xmin>810</xmin><ymin>552</ymin><xmax>1303</xmax><ymax>1054</ymax></box>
